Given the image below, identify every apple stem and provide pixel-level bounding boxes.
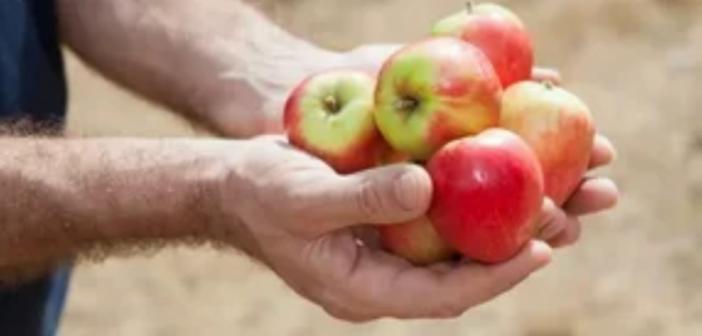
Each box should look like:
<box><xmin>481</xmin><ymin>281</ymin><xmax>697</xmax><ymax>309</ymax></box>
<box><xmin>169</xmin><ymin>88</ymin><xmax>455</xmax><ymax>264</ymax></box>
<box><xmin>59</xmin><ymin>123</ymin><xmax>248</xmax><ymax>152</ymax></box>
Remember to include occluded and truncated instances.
<box><xmin>323</xmin><ymin>95</ymin><xmax>340</xmax><ymax>114</ymax></box>
<box><xmin>542</xmin><ymin>80</ymin><xmax>555</xmax><ymax>90</ymax></box>
<box><xmin>466</xmin><ymin>1</ymin><xmax>474</xmax><ymax>14</ymax></box>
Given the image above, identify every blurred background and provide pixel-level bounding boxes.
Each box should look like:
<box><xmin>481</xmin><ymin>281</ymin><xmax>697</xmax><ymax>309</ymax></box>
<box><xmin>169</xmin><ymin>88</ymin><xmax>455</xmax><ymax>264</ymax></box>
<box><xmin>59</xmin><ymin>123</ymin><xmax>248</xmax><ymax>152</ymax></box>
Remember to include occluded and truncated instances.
<box><xmin>60</xmin><ymin>0</ymin><xmax>702</xmax><ymax>335</ymax></box>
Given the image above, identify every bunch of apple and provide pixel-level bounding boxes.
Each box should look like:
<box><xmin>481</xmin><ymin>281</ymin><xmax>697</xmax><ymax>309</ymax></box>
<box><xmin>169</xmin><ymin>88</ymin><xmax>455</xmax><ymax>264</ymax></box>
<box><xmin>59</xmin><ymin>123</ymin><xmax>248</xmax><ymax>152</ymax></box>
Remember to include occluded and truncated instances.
<box><xmin>283</xmin><ymin>2</ymin><xmax>595</xmax><ymax>265</ymax></box>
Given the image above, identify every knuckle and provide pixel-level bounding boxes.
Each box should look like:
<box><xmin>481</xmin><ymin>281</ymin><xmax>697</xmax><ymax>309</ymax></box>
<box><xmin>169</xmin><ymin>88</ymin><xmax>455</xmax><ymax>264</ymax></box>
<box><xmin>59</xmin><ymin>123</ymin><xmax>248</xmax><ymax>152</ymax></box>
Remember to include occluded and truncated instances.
<box><xmin>355</xmin><ymin>180</ymin><xmax>387</xmax><ymax>220</ymax></box>
<box><xmin>542</xmin><ymin>217</ymin><xmax>567</xmax><ymax>240</ymax></box>
<box><xmin>565</xmin><ymin>222</ymin><xmax>583</xmax><ymax>246</ymax></box>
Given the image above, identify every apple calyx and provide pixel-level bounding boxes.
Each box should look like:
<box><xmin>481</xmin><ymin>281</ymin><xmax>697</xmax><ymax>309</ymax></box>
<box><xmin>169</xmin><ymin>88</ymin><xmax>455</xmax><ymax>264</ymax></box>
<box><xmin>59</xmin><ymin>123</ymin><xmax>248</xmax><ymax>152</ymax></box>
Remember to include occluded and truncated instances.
<box><xmin>323</xmin><ymin>95</ymin><xmax>341</xmax><ymax>114</ymax></box>
<box><xmin>393</xmin><ymin>97</ymin><xmax>420</xmax><ymax>113</ymax></box>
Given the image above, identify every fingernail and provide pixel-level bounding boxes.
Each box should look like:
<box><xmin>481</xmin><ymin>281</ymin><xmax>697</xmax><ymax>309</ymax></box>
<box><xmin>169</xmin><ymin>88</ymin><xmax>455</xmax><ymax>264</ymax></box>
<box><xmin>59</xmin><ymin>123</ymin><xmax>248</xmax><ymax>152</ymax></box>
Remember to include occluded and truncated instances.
<box><xmin>595</xmin><ymin>178</ymin><xmax>620</xmax><ymax>209</ymax></box>
<box><xmin>530</xmin><ymin>241</ymin><xmax>553</xmax><ymax>267</ymax></box>
<box><xmin>394</xmin><ymin>168</ymin><xmax>430</xmax><ymax>211</ymax></box>
<box><xmin>599</xmin><ymin>135</ymin><xmax>618</xmax><ymax>163</ymax></box>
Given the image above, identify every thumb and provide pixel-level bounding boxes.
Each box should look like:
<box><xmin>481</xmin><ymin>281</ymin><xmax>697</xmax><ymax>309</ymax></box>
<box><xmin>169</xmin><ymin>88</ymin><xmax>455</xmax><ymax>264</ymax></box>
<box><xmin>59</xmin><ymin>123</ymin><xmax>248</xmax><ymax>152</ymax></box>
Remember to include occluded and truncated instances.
<box><xmin>310</xmin><ymin>164</ymin><xmax>433</xmax><ymax>228</ymax></box>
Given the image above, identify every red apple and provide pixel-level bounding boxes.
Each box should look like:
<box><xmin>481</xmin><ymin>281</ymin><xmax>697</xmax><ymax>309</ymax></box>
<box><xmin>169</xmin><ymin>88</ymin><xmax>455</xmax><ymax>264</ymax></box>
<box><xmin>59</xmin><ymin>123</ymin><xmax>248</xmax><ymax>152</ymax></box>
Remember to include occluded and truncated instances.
<box><xmin>500</xmin><ymin>81</ymin><xmax>595</xmax><ymax>205</ymax></box>
<box><xmin>428</xmin><ymin>129</ymin><xmax>544</xmax><ymax>264</ymax></box>
<box><xmin>432</xmin><ymin>2</ymin><xmax>534</xmax><ymax>88</ymax></box>
<box><xmin>284</xmin><ymin>70</ymin><xmax>390</xmax><ymax>174</ymax></box>
<box><xmin>375</xmin><ymin>37</ymin><xmax>502</xmax><ymax>161</ymax></box>
<box><xmin>379</xmin><ymin>216</ymin><xmax>455</xmax><ymax>266</ymax></box>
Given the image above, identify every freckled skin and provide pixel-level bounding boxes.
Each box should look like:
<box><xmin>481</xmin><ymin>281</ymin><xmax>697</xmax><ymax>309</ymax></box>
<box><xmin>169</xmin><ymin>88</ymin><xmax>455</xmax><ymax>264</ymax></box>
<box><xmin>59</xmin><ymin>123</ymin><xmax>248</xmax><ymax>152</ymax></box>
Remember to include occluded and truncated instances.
<box><xmin>374</xmin><ymin>37</ymin><xmax>502</xmax><ymax>161</ymax></box>
<box><xmin>379</xmin><ymin>216</ymin><xmax>455</xmax><ymax>266</ymax></box>
<box><xmin>500</xmin><ymin>82</ymin><xmax>595</xmax><ymax>205</ymax></box>
<box><xmin>284</xmin><ymin>71</ymin><xmax>391</xmax><ymax>174</ymax></box>
<box><xmin>432</xmin><ymin>3</ymin><xmax>534</xmax><ymax>88</ymax></box>
<box><xmin>427</xmin><ymin>130</ymin><xmax>544</xmax><ymax>264</ymax></box>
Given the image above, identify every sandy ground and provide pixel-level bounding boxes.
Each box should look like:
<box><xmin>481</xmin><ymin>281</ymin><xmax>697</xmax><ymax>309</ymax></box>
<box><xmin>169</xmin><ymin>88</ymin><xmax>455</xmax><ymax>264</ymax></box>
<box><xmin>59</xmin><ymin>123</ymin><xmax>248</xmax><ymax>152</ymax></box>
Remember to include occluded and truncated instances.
<box><xmin>60</xmin><ymin>0</ymin><xmax>702</xmax><ymax>335</ymax></box>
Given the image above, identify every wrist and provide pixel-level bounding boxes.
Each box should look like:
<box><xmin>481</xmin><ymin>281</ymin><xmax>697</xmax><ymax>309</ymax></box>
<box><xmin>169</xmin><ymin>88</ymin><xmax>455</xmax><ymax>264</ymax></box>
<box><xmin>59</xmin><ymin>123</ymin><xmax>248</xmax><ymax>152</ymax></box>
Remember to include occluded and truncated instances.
<box><xmin>199</xmin><ymin>139</ymin><xmax>270</xmax><ymax>262</ymax></box>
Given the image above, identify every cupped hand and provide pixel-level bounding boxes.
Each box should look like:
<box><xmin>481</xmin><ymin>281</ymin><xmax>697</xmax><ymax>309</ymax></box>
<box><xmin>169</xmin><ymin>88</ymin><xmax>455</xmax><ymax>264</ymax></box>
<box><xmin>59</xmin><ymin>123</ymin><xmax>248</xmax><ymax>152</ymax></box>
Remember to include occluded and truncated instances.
<box><xmin>223</xmin><ymin>136</ymin><xmax>552</xmax><ymax>322</ymax></box>
<box><xmin>530</xmin><ymin>68</ymin><xmax>620</xmax><ymax>247</ymax></box>
<box><xmin>534</xmin><ymin>134</ymin><xmax>619</xmax><ymax>247</ymax></box>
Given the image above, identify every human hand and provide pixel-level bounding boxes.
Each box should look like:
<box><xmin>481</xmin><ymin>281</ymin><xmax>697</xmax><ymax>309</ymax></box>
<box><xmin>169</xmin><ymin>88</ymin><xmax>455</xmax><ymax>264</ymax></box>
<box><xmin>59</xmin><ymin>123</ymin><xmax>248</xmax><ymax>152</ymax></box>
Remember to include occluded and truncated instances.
<box><xmin>534</xmin><ymin>134</ymin><xmax>619</xmax><ymax>247</ymax></box>
<box><xmin>220</xmin><ymin>136</ymin><xmax>552</xmax><ymax>321</ymax></box>
<box><xmin>528</xmin><ymin>69</ymin><xmax>620</xmax><ymax>247</ymax></box>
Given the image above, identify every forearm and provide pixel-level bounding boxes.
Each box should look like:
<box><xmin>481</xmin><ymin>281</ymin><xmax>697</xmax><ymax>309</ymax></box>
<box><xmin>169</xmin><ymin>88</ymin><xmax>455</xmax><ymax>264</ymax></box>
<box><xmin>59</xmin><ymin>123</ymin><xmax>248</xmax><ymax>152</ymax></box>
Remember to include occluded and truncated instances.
<box><xmin>0</xmin><ymin>136</ymin><xmax>244</xmax><ymax>280</ymax></box>
<box><xmin>57</xmin><ymin>0</ymin><xmax>341</xmax><ymax>137</ymax></box>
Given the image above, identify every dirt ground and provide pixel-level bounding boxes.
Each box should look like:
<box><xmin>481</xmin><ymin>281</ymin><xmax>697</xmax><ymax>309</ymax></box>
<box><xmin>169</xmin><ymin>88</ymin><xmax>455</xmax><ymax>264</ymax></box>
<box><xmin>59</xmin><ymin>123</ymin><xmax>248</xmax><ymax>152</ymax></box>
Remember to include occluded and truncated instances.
<box><xmin>59</xmin><ymin>0</ymin><xmax>702</xmax><ymax>335</ymax></box>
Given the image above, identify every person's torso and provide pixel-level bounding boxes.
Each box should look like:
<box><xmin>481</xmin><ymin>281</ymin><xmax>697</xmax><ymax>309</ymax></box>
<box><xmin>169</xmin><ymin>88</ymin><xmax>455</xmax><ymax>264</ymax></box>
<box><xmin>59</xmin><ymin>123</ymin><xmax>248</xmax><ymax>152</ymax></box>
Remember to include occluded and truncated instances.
<box><xmin>0</xmin><ymin>0</ymin><xmax>70</xmax><ymax>335</ymax></box>
<box><xmin>0</xmin><ymin>0</ymin><xmax>66</xmax><ymax>122</ymax></box>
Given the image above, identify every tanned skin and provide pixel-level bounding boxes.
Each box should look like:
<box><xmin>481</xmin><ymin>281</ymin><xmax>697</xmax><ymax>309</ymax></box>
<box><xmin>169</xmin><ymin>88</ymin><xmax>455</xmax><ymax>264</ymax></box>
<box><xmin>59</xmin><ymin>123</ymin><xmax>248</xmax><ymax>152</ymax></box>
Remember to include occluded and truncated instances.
<box><xmin>0</xmin><ymin>0</ymin><xmax>618</xmax><ymax>321</ymax></box>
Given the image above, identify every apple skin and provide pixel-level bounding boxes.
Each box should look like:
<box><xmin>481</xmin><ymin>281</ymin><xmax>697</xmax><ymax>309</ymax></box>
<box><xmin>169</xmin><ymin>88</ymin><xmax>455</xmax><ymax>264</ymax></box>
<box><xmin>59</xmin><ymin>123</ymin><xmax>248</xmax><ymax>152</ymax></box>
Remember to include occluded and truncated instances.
<box><xmin>427</xmin><ymin>129</ymin><xmax>544</xmax><ymax>264</ymax></box>
<box><xmin>432</xmin><ymin>2</ymin><xmax>534</xmax><ymax>88</ymax></box>
<box><xmin>379</xmin><ymin>216</ymin><xmax>455</xmax><ymax>266</ymax></box>
<box><xmin>284</xmin><ymin>70</ymin><xmax>390</xmax><ymax>174</ymax></box>
<box><xmin>500</xmin><ymin>81</ymin><xmax>596</xmax><ymax>205</ymax></box>
<box><xmin>375</xmin><ymin>154</ymin><xmax>453</xmax><ymax>265</ymax></box>
<box><xmin>375</xmin><ymin>37</ymin><xmax>502</xmax><ymax>161</ymax></box>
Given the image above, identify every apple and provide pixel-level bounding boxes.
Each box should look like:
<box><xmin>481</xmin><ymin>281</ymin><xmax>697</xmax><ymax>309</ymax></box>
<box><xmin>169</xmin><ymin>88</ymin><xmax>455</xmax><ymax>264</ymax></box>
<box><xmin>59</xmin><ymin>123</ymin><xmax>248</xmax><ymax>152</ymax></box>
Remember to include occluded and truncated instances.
<box><xmin>377</xmin><ymin>149</ymin><xmax>412</xmax><ymax>166</ymax></box>
<box><xmin>500</xmin><ymin>81</ymin><xmax>595</xmax><ymax>205</ymax></box>
<box><xmin>428</xmin><ymin>129</ymin><xmax>544</xmax><ymax>264</ymax></box>
<box><xmin>284</xmin><ymin>70</ymin><xmax>390</xmax><ymax>174</ymax></box>
<box><xmin>375</xmin><ymin>37</ymin><xmax>502</xmax><ymax>161</ymax></box>
<box><xmin>432</xmin><ymin>2</ymin><xmax>534</xmax><ymax>88</ymax></box>
<box><xmin>375</xmin><ymin>152</ymin><xmax>451</xmax><ymax>265</ymax></box>
<box><xmin>379</xmin><ymin>216</ymin><xmax>455</xmax><ymax>266</ymax></box>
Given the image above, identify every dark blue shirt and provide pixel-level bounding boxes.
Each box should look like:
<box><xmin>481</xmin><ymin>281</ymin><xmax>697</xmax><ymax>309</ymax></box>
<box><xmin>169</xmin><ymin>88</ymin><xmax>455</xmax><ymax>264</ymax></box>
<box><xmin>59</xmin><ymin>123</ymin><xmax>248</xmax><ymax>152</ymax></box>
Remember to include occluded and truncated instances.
<box><xmin>0</xmin><ymin>0</ymin><xmax>71</xmax><ymax>335</ymax></box>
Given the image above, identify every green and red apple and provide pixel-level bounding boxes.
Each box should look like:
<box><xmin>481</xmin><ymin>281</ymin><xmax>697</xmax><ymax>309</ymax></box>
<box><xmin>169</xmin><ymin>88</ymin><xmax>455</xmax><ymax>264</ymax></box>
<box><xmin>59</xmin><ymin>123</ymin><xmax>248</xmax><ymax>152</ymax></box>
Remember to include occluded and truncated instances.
<box><xmin>284</xmin><ymin>70</ymin><xmax>390</xmax><ymax>174</ymax></box>
<box><xmin>432</xmin><ymin>2</ymin><xmax>534</xmax><ymax>88</ymax></box>
<box><xmin>374</xmin><ymin>37</ymin><xmax>503</xmax><ymax>161</ymax></box>
<box><xmin>379</xmin><ymin>216</ymin><xmax>455</xmax><ymax>266</ymax></box>
<box><xmin>500</xmin><ymin>81</ymin><xmax>595</xmax><ymax>205</ymax></box>
<box><xmin>428</xmin><ymin>129</ymin><xmax>544</xmax><ymax>264</ymax></box>
<box><xmin>375</xmin><ymin>148</ymin><xmax>452</xmax><ymax>265</ymax></box>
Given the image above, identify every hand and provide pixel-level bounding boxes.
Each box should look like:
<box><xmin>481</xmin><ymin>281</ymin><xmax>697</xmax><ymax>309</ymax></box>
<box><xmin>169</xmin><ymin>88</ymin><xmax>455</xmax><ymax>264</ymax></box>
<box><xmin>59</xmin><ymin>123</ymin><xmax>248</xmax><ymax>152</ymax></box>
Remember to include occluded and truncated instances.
<box><xmin>531</xmin><ymin>68</ymin><xmax>620</xmax><ymax>247</ymax></box>
<box><xmin>535</xmin><ymin>134</ymin><xmax>619</xmax><ymax>247</ymax></box>
<box><xmin>221</xmin><ymin>136</ymin><xmax>552</xmax><ymax>321</ymax></box>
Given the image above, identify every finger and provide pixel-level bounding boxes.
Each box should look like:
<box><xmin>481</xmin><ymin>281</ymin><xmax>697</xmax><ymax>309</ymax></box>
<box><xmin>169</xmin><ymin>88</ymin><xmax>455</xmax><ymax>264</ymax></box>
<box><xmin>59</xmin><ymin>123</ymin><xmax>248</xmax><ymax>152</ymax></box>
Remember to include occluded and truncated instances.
<box><xmin>590</xmin><ymin>134</ymin><xmax>617</xmax><ymax>169</ymax></box>
<box><xmin>305</xmin><ymin>164</ymin><xmax>432</xmax><ymax>228</ymax></box>
<box><xmin>565</xmin><ymin>178</ymin><xmax>619</xmax><ymax>216</ymax></box>
<box><xmin>548</xmin><ymin>217</ymin><xmax>583</xmax><ymax>248</ymax></box>
<box><xmin>341</xmin><ymin>241</ymin><xmax>551</xmax><ymax>319</ymax></box>
<box><xmin>532</xmin><ymin>67</ymin><xmax>562</xmax><ymax>85</ymax></box>
<box><xmin>443</xmin><ymin>241</ymin><xmax>553</xmax><ymax>309</ymax></box>
<box><xmin>535</xmin><ymin>198</ymin><xmax>569</xmax><ymax>241</ymax></box>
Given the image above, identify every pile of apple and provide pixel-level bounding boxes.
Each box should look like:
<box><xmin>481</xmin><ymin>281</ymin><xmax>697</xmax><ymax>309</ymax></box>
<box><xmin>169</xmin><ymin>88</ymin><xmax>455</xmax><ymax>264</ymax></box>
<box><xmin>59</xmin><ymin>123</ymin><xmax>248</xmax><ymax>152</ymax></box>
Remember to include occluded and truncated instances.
<box><xmin>284</xmin><ymin>2</ymin><xmax>595</xmax><ymax>265</ymax></box>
